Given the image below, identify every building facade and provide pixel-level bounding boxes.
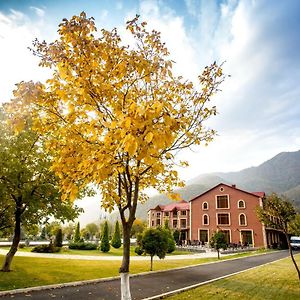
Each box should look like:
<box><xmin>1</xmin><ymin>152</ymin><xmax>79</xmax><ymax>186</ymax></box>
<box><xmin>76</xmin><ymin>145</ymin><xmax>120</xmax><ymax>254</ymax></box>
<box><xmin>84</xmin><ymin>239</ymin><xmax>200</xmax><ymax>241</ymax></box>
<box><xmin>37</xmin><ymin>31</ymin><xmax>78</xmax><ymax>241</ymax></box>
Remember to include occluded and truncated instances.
<box><xmin>148</xmin><ymin>183</ymin><xmax>285</xmax><ymax>248</ymax></box>
<box><xmin>147</xmin><ymin>200</ymin><xmax>190</xmax><ymax>241</ymax></box>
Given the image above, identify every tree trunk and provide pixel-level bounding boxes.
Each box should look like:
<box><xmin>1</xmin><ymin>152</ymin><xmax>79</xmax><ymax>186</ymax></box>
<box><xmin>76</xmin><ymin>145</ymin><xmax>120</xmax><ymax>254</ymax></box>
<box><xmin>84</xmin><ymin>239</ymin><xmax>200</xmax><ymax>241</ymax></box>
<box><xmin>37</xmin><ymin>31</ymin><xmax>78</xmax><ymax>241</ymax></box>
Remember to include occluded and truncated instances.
<box><xmin>1</xmin><ymin>206</ymin><xmax>22</xmax><ymax>272</ymax></box>
<box><xmin>119</xmin><ymin>223</ymin><xmax>132</xmax><ymax>300</ymax></box>
<box><xmin>217</xmin><ymin>249</ymin><xmax>220</xmax><ymax>259</ymax></box>
<box><xmin>285</xmin><ymin>232</ymin><xmax>300</xmax><ymax>280</ymax></box>
<box><xmin>150</xmin><ymin>255</ymin><xmax>153</xmax><ymax>271</ymax></box>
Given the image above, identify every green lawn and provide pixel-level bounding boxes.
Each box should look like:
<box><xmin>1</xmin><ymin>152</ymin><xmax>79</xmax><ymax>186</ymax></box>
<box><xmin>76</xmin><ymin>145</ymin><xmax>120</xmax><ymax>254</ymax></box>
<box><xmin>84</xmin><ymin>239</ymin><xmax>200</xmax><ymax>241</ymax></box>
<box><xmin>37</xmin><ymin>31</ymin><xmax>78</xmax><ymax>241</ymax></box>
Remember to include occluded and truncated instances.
<box><xmin>0</xmin><ymin>250</ymin><xmax>268</xmax><ymax>291</ymax></box>
<box><xmin>167</xmin><ymin>254</ymin><xmax>300</xmax><ymax>300</ymax></box>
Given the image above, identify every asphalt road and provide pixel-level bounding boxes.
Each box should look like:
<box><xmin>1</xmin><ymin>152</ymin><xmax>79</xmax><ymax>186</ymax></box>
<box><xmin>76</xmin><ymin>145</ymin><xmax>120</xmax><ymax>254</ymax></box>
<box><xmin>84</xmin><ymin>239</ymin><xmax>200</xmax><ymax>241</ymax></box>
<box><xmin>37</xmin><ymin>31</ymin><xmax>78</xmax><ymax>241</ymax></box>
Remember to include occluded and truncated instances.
<box><xmin>0</xmin><ymin>250</ymin><xmax>290</xmax><ymax>300</ymax></box>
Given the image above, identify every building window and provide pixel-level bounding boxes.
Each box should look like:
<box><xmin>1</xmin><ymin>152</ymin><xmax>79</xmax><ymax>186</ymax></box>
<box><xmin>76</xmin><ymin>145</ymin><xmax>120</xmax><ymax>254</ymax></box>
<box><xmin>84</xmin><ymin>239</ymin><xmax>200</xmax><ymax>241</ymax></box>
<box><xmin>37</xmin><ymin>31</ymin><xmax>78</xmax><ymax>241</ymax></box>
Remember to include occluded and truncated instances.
<box><xmin>180</xmin><ymin>219</ymin><xmax>187</xmax><ymax>228</ymax></box>
<box><xmin>157</xmin><ymin>219</ymin><xmax>161</xmax><ymax>226</ymax></box>
<box><xmin>216</xmin><ymin>195</ymin><xmax>229</xmax><ymax>209</ymax></box>
<box><xmin>217</xmin><ymin>213</ymin><xmax>230</xmax><ymax>225</ymax></box>
<box><xmin>173</xmin><ymin>220</ymin><xmax>178</xmax><ymax>228</ymax></box>
<box><xmin>220</xmin><ymin>187</ymin><xmax>224</xmax><ymax>192</ymax></box>
<box><xmin>203</xmin><ymin>214</ymin><xmax>209</xmax><ymax>225</ymax></box>
<box><xmin>181</xmin><ymin>210</ymin><xmax>187</xmax><ymax>216</ymax></box>
<box><xmin>239</xmin><ymin>213</ymin><xmax>247</xmax><ymax>226</ymax></box>
<box><xmin>156</xmin><ymin>212</ymin><xmax>161</xmax><ymax>217</ymax></box>
<box><xmin>202</xmin><ymin>202</ymin><xmax>208</xmax><ymax>210</ymax></box>
<box><xmin>164</xmin><ymin>212</ymin><xmax>169</xmax><ymax>217</ymax></box>
<box><xmin>173</xmin><ymin>211</ymin><xmax>178</xmax><ymax>217</ymax></box>
<box><xmin>241</xmin><ymin>230</ymin><xmax>253</xmax><ymax>246</ymax></box>
<box><xmin>199</xmin><ymin>229</ymin><xmax>209</xmax><ymax>243</ymax></box>
<box><xmin>222</xmin><ymin>230</ymin><xmax>231</xmax><ymax>244</ymax></box>
<box><xmin>238</xmin><ymin>200</ymin><xmax>245</xmax><ymax>209</ymax></box>
<box><xmin>151</xmin><ymin>220</ymin><xmax>154</xmax><ymax>227</ymax></box>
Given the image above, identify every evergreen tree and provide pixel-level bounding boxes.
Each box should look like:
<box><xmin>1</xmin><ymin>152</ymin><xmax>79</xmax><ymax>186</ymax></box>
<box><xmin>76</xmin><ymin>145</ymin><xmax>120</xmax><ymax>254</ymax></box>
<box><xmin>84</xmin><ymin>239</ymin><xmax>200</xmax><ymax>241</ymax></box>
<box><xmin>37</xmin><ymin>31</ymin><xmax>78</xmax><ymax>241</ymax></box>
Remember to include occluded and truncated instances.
<box><xmin>73</xmin><ymin>222</ymin><xmax>81</xmax><ymax>243</ymax></box>
<box><xmin>40</xmin><ymin>227</ymin><xmax>46</xmax><ymax>240</ymax></box>
<box><xmin>100</xmin><ymin>221</ymin><xmax>110</xmax><ymax>252</ymax></box>
<box><xmin>54</xmin><ymin>228</ymin><xmax>63</xmax><ymax>247</ymax></box>
<box><xmin>111</xmin><ymin>220</ymin><xmax>122</xmax><ymax>249</ymax></box>
<box><xmin>163</xmin><ymin>220</ymin><xmax>176</xmax><ymax>253</ymax></box>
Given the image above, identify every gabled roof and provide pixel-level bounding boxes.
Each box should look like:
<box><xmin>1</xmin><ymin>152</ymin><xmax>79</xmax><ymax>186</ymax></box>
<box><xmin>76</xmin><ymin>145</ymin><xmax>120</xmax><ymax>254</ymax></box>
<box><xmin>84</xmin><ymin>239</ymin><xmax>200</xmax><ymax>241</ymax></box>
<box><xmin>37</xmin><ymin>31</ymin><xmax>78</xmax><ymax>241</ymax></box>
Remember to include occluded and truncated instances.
<box><xmin>148</xmin><ymin>200</ymin><xmax>189</xmax><ymax>212</ymax></box>
<box><xmin>190</xmin><ymin>183</ymin><xmax>265</xmax><ymax>202</ymax></box>
<box><xmin>163</xmin><ymin>200</ymin><xmax>189</xmax><ymax>212</ymax></box>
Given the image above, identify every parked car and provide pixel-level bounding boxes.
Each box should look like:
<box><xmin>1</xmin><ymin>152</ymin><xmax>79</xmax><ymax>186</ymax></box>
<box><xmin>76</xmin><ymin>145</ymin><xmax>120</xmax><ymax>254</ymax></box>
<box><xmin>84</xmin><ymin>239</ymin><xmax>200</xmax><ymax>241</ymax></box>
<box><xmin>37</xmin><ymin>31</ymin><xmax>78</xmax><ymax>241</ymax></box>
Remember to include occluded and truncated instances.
<box><xmin>290</xmin><ymin>236</ymin><xmax>300</xmax><ymax>250</ymax></box>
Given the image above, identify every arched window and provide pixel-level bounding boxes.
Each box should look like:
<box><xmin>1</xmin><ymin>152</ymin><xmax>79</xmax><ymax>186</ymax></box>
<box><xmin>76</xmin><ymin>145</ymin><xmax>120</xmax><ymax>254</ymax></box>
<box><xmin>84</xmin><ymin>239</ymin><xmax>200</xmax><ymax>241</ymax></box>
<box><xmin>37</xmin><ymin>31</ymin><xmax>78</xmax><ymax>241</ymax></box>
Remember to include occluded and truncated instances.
<box><xmin>239</xmin><ymin>213</ymin><xmax>247</xmax><ymax>226</ymax></box>
<box><xmin>238</xmin><ymin>200</ymin><xmax>245</xmax><ymax>209</ymax></box>
<box><xmin>202</xmin><ymin>202</ymin><xmax>208</xmax><ymax>210</ymax></box>
<box><xmin>203</xmin><ymin>214</ymin><xmax>209</xmax><ymax>225</ymax></box>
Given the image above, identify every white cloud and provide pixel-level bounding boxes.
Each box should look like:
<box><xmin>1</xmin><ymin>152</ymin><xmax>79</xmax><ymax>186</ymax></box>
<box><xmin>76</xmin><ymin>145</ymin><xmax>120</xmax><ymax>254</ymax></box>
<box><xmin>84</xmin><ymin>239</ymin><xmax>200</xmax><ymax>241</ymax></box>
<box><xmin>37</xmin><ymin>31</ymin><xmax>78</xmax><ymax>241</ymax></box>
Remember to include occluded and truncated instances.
<box><xmin>0</xmin><ymin>9</ymin><xmax>51</xmax><ymax>104</ymax></box>
<box><xmin>30</xmin><ymin>6</ymin><xmax>45</xmax><ymax>18</ymax></box>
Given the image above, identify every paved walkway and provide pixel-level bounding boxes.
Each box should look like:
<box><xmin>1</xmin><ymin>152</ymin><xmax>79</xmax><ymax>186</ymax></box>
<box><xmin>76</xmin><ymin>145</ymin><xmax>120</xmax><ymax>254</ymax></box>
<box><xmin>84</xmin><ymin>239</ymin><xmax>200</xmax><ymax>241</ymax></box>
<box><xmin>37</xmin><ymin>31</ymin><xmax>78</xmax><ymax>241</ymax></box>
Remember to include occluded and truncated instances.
<box><xmin>0</xmin><ymin>250</ymin><xmax>290</xmax><ymax>300</ymax></box>
<box><xmin>0</xmin><ymin>249</ymin><xmax>221</xmax><ymax>260</ymax></box>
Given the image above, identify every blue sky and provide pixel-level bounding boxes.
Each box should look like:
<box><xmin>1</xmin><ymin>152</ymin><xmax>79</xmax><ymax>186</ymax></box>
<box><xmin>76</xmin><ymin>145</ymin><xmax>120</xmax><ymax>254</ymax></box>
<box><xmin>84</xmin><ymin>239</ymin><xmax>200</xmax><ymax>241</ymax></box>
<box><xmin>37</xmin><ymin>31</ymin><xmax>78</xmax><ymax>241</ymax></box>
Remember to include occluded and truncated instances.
<box><xmin>1</xmin><ymin>0</ymin><xmax>300</xmax><ymax>179</ymax></box>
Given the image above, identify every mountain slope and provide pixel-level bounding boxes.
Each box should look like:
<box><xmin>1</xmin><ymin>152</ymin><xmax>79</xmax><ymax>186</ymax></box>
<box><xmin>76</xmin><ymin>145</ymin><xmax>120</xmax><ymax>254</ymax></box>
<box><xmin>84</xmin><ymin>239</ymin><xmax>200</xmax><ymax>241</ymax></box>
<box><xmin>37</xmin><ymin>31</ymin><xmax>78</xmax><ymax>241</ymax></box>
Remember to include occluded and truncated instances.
<box><xmin>133</xmin><ymin>150</ymin><xmax>300</xmax><ymax>220</ymax></box>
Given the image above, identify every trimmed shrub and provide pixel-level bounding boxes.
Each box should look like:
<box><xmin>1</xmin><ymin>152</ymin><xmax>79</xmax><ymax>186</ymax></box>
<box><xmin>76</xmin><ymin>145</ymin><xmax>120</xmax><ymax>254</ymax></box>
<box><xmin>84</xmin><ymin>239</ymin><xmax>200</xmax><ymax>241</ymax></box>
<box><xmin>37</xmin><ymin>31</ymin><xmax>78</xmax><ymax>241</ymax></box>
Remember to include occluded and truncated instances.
<box><xmin>31</xmin><ymin>244</ymin><xmax>60</xmax><ymax>253</ymax></box>
<box><xmin>68</xmin><ymin>242</ymin><xmax>97</xmax><ymax>250</ymax></box>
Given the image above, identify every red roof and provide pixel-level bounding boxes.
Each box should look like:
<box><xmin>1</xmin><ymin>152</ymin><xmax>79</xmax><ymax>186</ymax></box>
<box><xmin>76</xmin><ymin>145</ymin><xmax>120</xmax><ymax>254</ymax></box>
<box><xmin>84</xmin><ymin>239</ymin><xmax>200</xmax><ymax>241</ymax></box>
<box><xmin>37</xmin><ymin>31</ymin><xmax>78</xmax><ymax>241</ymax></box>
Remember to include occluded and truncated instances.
<box><xmin>163</xmin><ymin>200</ymin><xmax>189</xmax><ymax>212</ymax></box>
<box><xmin>149</xmin><ymin>200</ymin><xmax>189</xmax><ymax>212</ymax></box>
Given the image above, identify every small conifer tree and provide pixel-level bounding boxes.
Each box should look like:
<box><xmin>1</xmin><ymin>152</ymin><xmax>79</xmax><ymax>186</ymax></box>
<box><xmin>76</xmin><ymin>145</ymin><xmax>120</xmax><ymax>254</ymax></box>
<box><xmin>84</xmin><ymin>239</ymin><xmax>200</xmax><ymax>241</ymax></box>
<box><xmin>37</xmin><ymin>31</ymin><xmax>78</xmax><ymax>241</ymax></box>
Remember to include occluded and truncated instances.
<box><xmin>163</xmin><ymin>220</ymin><xmax>176</xmax><ymax>253</ymax></box>
<box><xmin>111</xmin><ymin>220</ymin><xmax>122</xmax><ymax>249</ymax></box>
<box><xmin>100</xmin><ymin>221</ymin><xmax>110</xmax><ymax>252</ymax></box>
<box><xmin>73</xmin><ymin>222</ymin><xmax>81</xmax><ymax>243</ymax></box>
<box><xmin>54</xmin><ymin>228</ymin><xmax>63</xmax><ymax>247</ymax></box>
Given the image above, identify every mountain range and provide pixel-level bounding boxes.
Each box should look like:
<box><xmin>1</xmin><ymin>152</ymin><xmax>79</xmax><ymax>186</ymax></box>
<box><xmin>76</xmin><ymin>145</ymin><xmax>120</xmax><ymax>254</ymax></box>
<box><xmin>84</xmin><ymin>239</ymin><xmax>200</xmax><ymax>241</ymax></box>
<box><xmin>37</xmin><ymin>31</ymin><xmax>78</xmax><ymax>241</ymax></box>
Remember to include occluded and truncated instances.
<box><xmin>133</xmin><ymin>150</ymin><xmax>300</xmax><ymax>220</ymax></box>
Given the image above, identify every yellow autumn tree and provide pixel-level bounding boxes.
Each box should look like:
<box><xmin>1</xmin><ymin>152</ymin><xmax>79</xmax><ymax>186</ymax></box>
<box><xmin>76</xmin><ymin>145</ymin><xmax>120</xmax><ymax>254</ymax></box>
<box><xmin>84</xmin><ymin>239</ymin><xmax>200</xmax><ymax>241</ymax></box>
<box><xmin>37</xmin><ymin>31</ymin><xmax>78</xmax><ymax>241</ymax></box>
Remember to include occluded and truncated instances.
<box><xmin>8</xmin><ymin>13</ymin><xmax>225</xmax><ymax>299</ymax></box>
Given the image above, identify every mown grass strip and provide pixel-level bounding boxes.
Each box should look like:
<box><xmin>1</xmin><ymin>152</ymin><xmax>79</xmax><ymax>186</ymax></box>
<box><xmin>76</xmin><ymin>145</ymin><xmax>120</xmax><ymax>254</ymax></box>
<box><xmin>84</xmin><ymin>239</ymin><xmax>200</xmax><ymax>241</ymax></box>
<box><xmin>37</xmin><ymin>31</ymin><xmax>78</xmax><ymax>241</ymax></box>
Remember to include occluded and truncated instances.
<box><xmin>166</xmin><ymin>254</ymin><xmax>300</xmax><ymax>300</ymax></box>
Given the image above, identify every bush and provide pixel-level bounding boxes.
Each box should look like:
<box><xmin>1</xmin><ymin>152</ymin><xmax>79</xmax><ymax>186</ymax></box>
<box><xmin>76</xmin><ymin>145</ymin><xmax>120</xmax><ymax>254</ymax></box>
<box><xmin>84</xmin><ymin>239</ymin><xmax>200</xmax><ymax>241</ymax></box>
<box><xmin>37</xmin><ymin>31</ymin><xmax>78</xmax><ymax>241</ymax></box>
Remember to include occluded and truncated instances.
<box><xmin>68</xmin><ymin>242</ymin><xmax>97</xmax><ymax>250</ymax></box>
<box><xmin>31</xmin><ymin>244</ymin><xmax>61</xmax><ymax>253</ymax></box>
<box><xmin>135</xmin><ymin>246</ymin><xmax>144</xmax><ymax>256</ymax></box>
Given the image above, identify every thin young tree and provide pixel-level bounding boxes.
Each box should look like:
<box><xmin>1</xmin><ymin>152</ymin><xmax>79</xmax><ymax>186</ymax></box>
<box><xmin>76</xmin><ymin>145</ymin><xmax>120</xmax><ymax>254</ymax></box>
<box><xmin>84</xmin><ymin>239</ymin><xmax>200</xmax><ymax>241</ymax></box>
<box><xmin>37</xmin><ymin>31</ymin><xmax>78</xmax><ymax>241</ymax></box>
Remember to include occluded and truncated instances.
<box><xmin>210</xmin><ymin>231</ymin><xmax>228</xmax><ymax>259</ymax></box>
<box><xmin>257</xmin><ymin>193</ymin><xmax>300</xmax><ymax>280</ymax></box>
<box><xmin>141</xmin><ymin>228</ymin><xmax>169</xmax><ymax>271</ymax></box>
<box><xmin>8</xmin><ymin>13</ymin><xmax>225</xmax><ymax>298</ymax></box>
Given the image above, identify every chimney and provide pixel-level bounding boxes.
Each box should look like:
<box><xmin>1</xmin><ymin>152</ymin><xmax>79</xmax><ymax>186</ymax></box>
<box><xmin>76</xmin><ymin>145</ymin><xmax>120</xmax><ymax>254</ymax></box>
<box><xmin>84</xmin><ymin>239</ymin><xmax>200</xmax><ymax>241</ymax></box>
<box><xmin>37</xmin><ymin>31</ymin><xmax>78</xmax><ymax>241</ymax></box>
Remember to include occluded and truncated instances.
<box><xmin>232</xmin><ymin>184</ymin><xmax>236</xmax><ymax>188</ymax></box>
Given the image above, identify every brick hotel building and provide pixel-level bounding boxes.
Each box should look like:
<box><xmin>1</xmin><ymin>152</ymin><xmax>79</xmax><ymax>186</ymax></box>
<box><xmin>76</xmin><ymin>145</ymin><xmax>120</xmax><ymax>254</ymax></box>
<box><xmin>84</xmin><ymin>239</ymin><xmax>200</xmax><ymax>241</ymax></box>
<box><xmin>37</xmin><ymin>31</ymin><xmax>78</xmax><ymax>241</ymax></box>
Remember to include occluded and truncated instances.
<box><xmin>148</xmin><ymin>183</ymin><xmax>285</xmax><ymax>248</ymax></box>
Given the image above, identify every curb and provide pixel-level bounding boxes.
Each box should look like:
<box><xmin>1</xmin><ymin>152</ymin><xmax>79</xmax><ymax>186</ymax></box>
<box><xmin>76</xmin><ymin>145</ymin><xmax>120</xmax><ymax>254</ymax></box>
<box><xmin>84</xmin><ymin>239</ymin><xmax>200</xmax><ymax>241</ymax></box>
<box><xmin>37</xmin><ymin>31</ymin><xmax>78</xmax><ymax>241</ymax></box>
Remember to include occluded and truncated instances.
<box><xmin>0</xmin><ymin>250</ymin><xmax>286</xmax><ymax>297</ymax></box>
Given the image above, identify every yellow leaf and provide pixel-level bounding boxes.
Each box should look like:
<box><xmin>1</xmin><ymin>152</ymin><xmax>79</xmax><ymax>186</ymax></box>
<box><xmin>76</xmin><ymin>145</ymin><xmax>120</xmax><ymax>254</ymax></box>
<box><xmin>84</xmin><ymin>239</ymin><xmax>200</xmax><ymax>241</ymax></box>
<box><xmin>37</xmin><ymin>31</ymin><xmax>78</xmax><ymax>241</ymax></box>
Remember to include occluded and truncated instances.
<box><xmin>125</xmin><ymin>117</ymin><xmax>131</xmax><ymax>128</ymax></box>
<box><xmin>145</xmin><ymin>132</ymin><xmax>153</xmax><ymax>143</ymax></box>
